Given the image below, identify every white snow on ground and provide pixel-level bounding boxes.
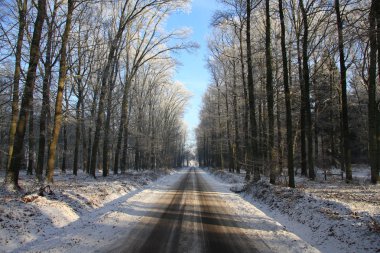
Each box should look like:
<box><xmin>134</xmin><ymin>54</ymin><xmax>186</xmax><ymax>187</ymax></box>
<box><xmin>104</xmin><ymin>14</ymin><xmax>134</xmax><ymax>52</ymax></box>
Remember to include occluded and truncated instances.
<box><xmin>198</xmin><ymin>169</ymin><xmax>319</xmax><ymax>253</ymax></box>
<box><xmin>1</xmin><ymin>166</ymin><xmax>377</xmax><ymax>253</ymax></box>
<box><xmin>2</xmin><ymin>167</ymin><xmax>321</xmax><ymax>253</ymax></box>
<box><xmin>0</xmin><ymin>169</ymin><xmax>173</xmax><ymax>253</ymax></box>
<box><xmin>206</xmin><ymin>166</ymin><xmax>380</xmax><ymax>253</ymax></box>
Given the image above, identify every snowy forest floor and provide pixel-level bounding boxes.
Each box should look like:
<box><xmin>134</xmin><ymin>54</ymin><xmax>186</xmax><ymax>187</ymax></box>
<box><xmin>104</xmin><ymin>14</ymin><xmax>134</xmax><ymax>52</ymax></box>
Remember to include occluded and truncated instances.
<box><xmin>208</xmin><ymin>166</ymin><xmax>380</xmax><ymax>253</ymax></box>
<box><xmin>0</xmin><ymin>167</ymin><xmax>379</xmax><ymax>253</ymax></box>
<box><xmin>0</xmin><ymin>169</ymin><xmax>173</xmax><ymax>252</ymax></box>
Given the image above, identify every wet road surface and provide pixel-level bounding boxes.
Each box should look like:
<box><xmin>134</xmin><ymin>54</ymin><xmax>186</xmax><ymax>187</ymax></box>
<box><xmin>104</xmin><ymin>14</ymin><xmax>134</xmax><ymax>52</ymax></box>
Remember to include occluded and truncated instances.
<box><xmin>105</xmin><ymin>167</ymin><xmax>273</xmax><ymax>253</ymax></box>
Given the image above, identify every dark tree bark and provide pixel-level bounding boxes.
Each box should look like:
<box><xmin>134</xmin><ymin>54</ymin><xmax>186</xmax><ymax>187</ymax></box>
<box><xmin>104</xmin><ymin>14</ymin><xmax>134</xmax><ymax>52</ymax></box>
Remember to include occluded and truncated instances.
<box><xmin>90</xmin><ymin>2</ymin><xmax>134</xmax><ymax>177</ymax></box>
<box><xmin>376</xmin><ymin>0</ymin><xmax>380</xmax><ymax>178</ymax></box>
<box><xmin>300</xmin><ymin>0</ymin><xmax>315</xmax><ymax>180</ymax></box>
<box><xmin>7</xmin><ymin>0</ymin><xmax>27</xmax><ymax>172</ymax></box>
<box><xmin>329</xmin><ymin>63</ymin><xmax>337</xmax><ymax>168</ymax></box>
<box><xmin>6</xmin><ymin>0</ymin><xmax>47</xmax><ymax>189</ymax></box>
<box><xmin>224</xmin><ymin>66</ymin><xmax>234</xmax><ymax>172</ymax></box>
<box><xmin>216</xmin><ymin>78</ymin><xmax>224</xmax><ymax>170</ymax></box>
<box><xmin>368</xmin><ymin>0</ymin><xmax>378</xmax><ymax>184</ymax></box>
<box><xmin>335</xmin><ymin>0</ymin><xmax>352</xmax><ymax>182</ymax></box>
<box><xmin>61</xmin><ymin>86</ymin><xmax>70</xmax><ymax>174</ymax></box>
<box><xmin>119</xmin><ymin>84</ymin><xmax>130</xmax><ymax>174</ymax></box>
<box><xmin>81</xmin><ymin>101</ymin><xmax>87</xmax><ymax>172</ymax></box>
<box><xmin>291</xmin><ymin>0</ymin><xmax>307</xmax><ymax>177</ymax></box>
<box><xmin>113</xmin><ymin>81</ymin><xmax>128</xmax><ymax>174</ymax></box>
<box><xmin>279</xmin><ymin>0</ymin><xmax>294</xmax><ymax>187</ymax></box>
<box><xmin>232</xmin><ymin>59</ymin><xmax>240</xmax><ymax>173</ymax></box>
<box><xmin>276</xmin><ymin>85</ymin><xmax>283</xmax><ymax>173</ymax></box>
<box><xmin>73</xmin><ymin>81</ymin><xmax>82</xmax><ymax>176</ymax></box>
<box><xmin>87</xmin><ymin>76</ymin><xmax>100</xmax><ymax>174</ymax></box>
<box><xmin>238</xmin><ymin>26</ymin><xmax>250</xmax><ymax>178</ymax></box>
<box><xmin>27</xmin><ymin>102</ymin><xmax>35</xmax><ymax>175</ymax></box>
<box><xmin>61</xmin><ymin>122</ymin><xmax>67</xmax><ymax>174</ymax></box>
<box><xmin>102</xmin><ymin>57</ymin><xmax>119</xmax><ymax>177</ymax></box>
<box><xmin>73</xmin><ymin>24</ymin><xmax>85</xmax><ymax>176</ymax></box>
<box><xmin>36</xmin><ymin>1</ymin><xmax>58</xmax><ymax>182</ymax></box>
<box><xmin>265</xmin><ymin>0</ymin><xmax>276</xmax><ymax>184</ymax></box>
<box><xmin>73</xmin><ymin>93</ymin><xmax>81</xmax><ymax>176</ymax></box>
<box><xmin>297</xmin><ymin>35</ymin><xmax>307</xmax><ymax>177</ymax></box>
<box><xmin>47</xmin><ymin>0</ymin><xmax>75</xmax><ymax>183</ymax></box>
<box><xmin>246</xmin><ymin>0</ymin><xmax>260</xmax><ymax>182</ymax></box>
<box><xmin>90</xmin><ymin>28</ymin><xmax>124</xmax><ymax>177</ymax></box>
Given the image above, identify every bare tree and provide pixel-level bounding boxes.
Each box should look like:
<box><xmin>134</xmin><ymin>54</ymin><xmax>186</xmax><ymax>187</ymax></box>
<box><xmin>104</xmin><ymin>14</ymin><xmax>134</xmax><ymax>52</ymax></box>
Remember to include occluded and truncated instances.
<box><xmin>335</xmin><ymin>0</ymin><xmax>352</xmax><ymax>182</ymax></box>
<box><xmin>6</xmin><ymin>0</ymin><xmax>27</xmax><ymax>172</ymax></box>
<box><xmin>368</xmin><ymin>0</ymin><xmax>378</xmax><ymax>184</ymax></box>
<box><xmin>279</xmin><ymin>0</ymin><xmax>295</xmax><ymax>187</ymax></box>
<box><xmin>46</xmin><ymin>0</ymin><xmax>75</xmax><ymax>183</ymax></box>
<box><xmin>6</xmin><ymin>0</ymin><xmax>47</xmax><ymax>190</ymax></box>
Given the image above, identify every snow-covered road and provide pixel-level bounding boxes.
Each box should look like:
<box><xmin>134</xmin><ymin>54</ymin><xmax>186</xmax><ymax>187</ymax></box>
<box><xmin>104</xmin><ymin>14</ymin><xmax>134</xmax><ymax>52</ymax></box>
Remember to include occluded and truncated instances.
<box><xmin>102</xmin><ymin>167</ymin><xmax>271</xmax><ymax>253</ymax></box>
<box><xmin>99</xmin><ymin>167</ymin><xmax>318</xmax><ymax>253</ymax></box>
<box><xmin>15</xmin><ymin>168</ymin><xmax>319</xmax><ymax>253</ymax></box>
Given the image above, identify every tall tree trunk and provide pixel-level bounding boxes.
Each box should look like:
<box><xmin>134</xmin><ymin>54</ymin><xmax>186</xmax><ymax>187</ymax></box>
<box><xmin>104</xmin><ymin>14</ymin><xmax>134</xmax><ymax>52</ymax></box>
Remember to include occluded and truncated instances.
<box><xmin>89</xmin><ymin>1</ymin><xmax>133</xmax><ymax>176</ymax></box>
<box><xmin>279</xmin><ymin>0</ymin><xmax>294</xmax><ymax>187</ymax></box>
<box><xmin>276</xmin><ymin>86</ymin><xmax>283</xmax><ymax>173</ymax></box>
<box><xmin>61</xmin><ymin>122</ymin><xmax>67</xmax><ymax>174</ymax></box>
<box><xmin>81</xmin><ymin>102</ymin><xmax>87</xmax><ymax>172</ymax></box>
<box><xmin>376</xmin><ymin>1</ymin><xmax>380</xmax><ymax>178</ymax></box>
<box><xmin>335</xmin><ymin>0</ymin><xmax>352</xmax><ymax>182</ymax></box>
<box><xmin>46</xmin><ymin>0</ymin><xmax>75</xmax><ymax>183</ymax></box>
<box><xmin>7</xmin><ymin>0</ymin><xmax>27</xmax><ymax>172</ymax></box>
<box><xmin>120</xmin><ymin>110</ymin><xmax>129</xmax><ymax>173</ymax></box>
<box><xmin>368</xmin><ymin>0</ymin><xmax>378</xmax><ymax>184</ymax></box>
<box><xmin>239</xmin><ymin>27</ymin><xmax>250</xmax><ymax>178</ymax></box>
<box><xmin>27</xmin><ymin>102</ymin><xmax>34</xmax><ymax>175</ymax></box>
<box><xmin>265</xmin><ymin>0</ymin><xmax>275</xmax><ymax>184</ymax></box>
<box><xmin>6</xmin><ymin>0</ymin><xmax>47</xmax><ymax>189</ymax></box>
<box><xmin>135</xmin><ymin>136</ymin><xmax>140</xmax><ymax>170</ymax></box>
<box><xmin>87</xmin><ymin>126</ymin><xmax>92</xmax><ymax>174</ymax></box>
<box><xmin>90</xmin><ymin>31</ymin><xmax>126</xmax><ymax>177</ymax></box>
<box><xmin>87</xmin><ymin>75</ymin><xmax>100</xmax><ymax>174</ymax></box>
<box><xmin>120</xmin><ymin>85</ymin><xmax>131</xmax><ymax>173</ymax></box>
<box><xmin>135</xmin><ymin>107</ymin><xmax>144</xmax><ymax>171</ymax></box>
<box><xmin>297</xmin><ymin>35</ymin><xmax>307</xmax><ymax>177</ymax></box>
<box><xmin>232</xmin><ymin>59</ymin><xmax>240</xmax><ymax>173</ymax></box>
<box><xmin>329</xmin><ymin>65</ymin><xmax>337</xmax><ymax>167</ymax></box>
<box><xmin>36</xmin><ymin>2</ymin><xmax>57</xmax><ymax>182</ymax></box>
<box><xmin>73</xmin><ymin>96</ymin><xmax>81</xmax><ymax>176</ymax></box>
<box><xmin>224</xmin><ymin>67</ymin><xmax>234</xmax><ymax>172</ymax></box>
<box><xmin>73</xmin><ymin>25</ymin><xmax>84</xmax><ymax>176</ymax></box>
<box><xmin>102</xmin><ymin>58</ymin><xmax>118</xmax><ymax>177</ymax></box>
<box><xmin>258</xmin><ymin>93</ymin><xmax>265</xmax><ymax>169</ymax></box>
<box><xmin>150</xmin><ymin>102</ymin><xmax>156</xmax><ymax>170</ymax></box>
<box><xmin>300</xmin><ymin>0</ymin><xmax>315</xmax><ymax>180</ymax></box>
<box><xmin>292</xmin><ymin>2</ymin><xmax>307</xmax><ymax>177</ymax></box>
<box><xmin>203</xmin><ymin>133</ymin><xmax>207</xmax><ymax>167</ymax></box>
<box><xmin>114</xmin><ymin>83</ymin><xmax>128</xmax><ymax>174</ymax></box>
<box><xmin>216</xmin><ymin>83</ymin><xmax>224</xmax><ymax>170</ymax></box>
<box><xmin>61</xmin><ymin>86</ymin><xmax>69</xmax><ymax>175</ymax></box>
<box><xmin>314</xmin><ymin>100</ymin><xmax>319</xmax><ymax>162</ymax></box>
<box><xmin>246</xmin><ymin>0</ymin><xmax>260</xmax><ymax>182</ymax></box>
<box><xmin>274</xmin><ymin>55</ymin><xmax>284</xmax><ymax>172</ymax></box>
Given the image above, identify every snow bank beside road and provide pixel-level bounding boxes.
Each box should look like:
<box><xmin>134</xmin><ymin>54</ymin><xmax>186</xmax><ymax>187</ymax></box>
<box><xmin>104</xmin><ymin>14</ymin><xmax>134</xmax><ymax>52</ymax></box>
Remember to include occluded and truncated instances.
<box><xmin>207</xmin><ymin>168</ymin><xmax>380</xmax><ymax>253</ymax></box>
<box><xmin>0</xmin><ymin>169</ymin><xmax>172</xmax><ymax>253</ymax></box>
<box><xmin>199</xmin><ymin>169</ymin><xmax>319</xmax><ymax>253</ymax></box>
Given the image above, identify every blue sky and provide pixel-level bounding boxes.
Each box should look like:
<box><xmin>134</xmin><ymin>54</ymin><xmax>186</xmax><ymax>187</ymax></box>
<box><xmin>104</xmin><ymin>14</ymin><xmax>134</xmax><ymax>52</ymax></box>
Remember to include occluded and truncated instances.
<box><xmin>166</xmin><ymin>0</ymin><xmax>218</xmax><ymax>145</ymax></box>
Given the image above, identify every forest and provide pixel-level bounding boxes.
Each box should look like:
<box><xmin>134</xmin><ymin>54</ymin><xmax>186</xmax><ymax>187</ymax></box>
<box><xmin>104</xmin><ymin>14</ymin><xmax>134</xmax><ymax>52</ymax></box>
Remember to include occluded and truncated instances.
<box><xmin>0</xmin><ymin>0</ymin><xmax>195</xmax><ymax>190</ymax></box>
<box><xmin>196</xmin><ymin>0</ymin><xmax>380</xmax><ymax>187</ymax></box>
<box><xmin>0</xmin><ymin>0</ymin><xmax>379</xmax><ymax>190</ymax></box>
<box><xmin>0</xmin><ymin>0</ymin><xmax>379</xmax><ymax>252</ymax></box>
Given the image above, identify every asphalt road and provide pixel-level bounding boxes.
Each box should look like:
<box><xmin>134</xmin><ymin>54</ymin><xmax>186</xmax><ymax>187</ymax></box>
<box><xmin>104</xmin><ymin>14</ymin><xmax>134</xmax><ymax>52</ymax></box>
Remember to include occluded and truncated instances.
<box><xmin>105</xmin><ymin>167</ymin><xmax>273</xmax><ymax>253</ymax></box>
